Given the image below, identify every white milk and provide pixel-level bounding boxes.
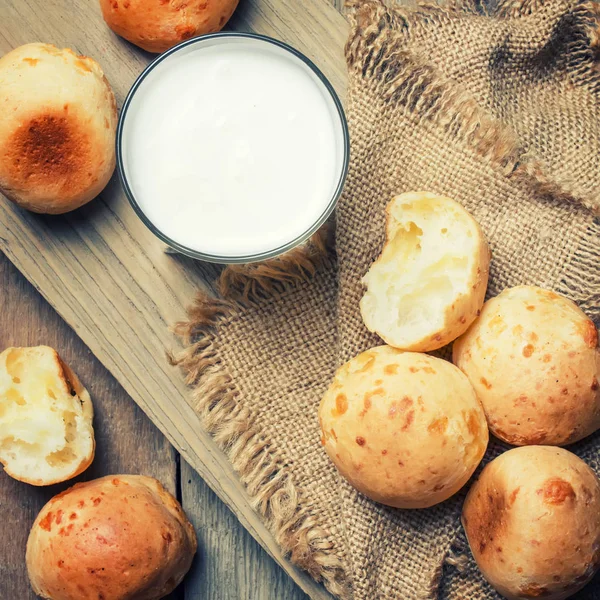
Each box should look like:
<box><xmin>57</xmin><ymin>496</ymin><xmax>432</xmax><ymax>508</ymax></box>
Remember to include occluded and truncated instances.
<box><xmin>121</xmin><ymin>36</ymin><xmax>347</xmax><ymax>259</ymax></box>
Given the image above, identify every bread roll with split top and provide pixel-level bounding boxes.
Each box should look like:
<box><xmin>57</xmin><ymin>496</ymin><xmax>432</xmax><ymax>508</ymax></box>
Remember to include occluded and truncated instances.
<box><xmin>360</xmin><ymin>192</ymin><xmax>490</xmax><ymax>352</ymax></box>
<box><xmin>0</xmin><ymin>346</ymin><xmax>94</xmax><ymax>486</ymax></box>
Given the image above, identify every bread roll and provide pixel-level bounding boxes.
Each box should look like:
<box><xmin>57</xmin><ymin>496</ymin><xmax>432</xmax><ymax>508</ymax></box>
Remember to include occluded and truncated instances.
<box><xmin>319</xmin><ymin>346</ymin><xmax>488</xmax><ymax>508</ymax></box>
<box><xmin>0</xmin><ymin>43</ymin><xmax>116</xmax><ymax>214</ymax></box>
<box><xmin>453</xmin><ymin>286</ymin><xmax>600</xmax><ymax>446</ymax></box>
<box><xmin>360</xmin><ymin>192</ymin><xmax>490</xmax><ymax>352</ymax></box>
<box><xmin>27</xmin><ymin>475</ymin><xmax>197</xmax><ymax>600</ymax></box>
<box><xmin>462</xmin><ymin>446</ymin><xmax>600</xmax><ymax>600</ymax></box>
<box><xmin>0</xmin><ymin>346</ymin><xmax>94</xmax><ymax>486</ymax></box>
<box><xmin>99</xmin><ymin>0</ymin><xmax>240</xmax><ymax>53</ymax></box>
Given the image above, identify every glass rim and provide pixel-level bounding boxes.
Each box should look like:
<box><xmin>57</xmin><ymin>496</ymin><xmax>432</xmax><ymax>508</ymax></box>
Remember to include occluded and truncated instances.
<box><xmin>116</xmin><ymin>31</ymin><xmax>350</xmax><ymax>264</ymax></box>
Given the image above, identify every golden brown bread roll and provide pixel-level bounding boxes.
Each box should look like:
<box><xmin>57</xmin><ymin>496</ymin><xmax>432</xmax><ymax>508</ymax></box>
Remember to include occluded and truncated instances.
<box><xmin>360</xmin><ymin>192</ymin><xmax>490</xmax><ymax>352</ymax></box>
<box><xmin>319</xmin><ymin>346</ymin><xmax>488</xmax><ymax>508</ymax></box>
<box><xmin>99</xmin><ymin>0</ymin><xmax>240</xmax><ymax>53</ymax></box>
<box><xmin>462</xmin><ymin>446</ymin><xmax>600</xmax><ymax>600</ymax></box>
<box><xmin>0</xmin><ymin>346</ymin><xmax>95</xmax><ymax>486</ymax></box>
<box><xmin>0</xmin><ymin>43</ymin><xmax>117</xmax><ymax>214</ymax></box>
<box><xmin>453</xmin><ymin>286</ymin><xmax>600</xmax><ymax>446</ymax></box>
<box><xmin>26</xmin><ymin>475</ymin><xmax>197</xmax><ymax>600</ymax></box>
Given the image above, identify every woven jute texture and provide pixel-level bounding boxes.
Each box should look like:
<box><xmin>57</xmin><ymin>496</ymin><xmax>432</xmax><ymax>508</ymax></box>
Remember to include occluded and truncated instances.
<box><xmin>173</xmin><ymin>0</ymin><xmax>600</xmax><ymax>598</ymax></box>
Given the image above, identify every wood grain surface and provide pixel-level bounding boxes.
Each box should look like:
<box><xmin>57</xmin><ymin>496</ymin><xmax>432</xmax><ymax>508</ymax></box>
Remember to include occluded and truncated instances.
<box><xmin>0</xmin><ymin>254</ymin><xmax>308</xmax><ymax>599</ymax></box>
<box><xmin>181</xmin><ymin>466</ymin><xmax>308</xmax><ymax>600</ymax></box>
<box><xmin>0</xmin><ymin>254</ymin><xmax>182</xmax><ymax>599</ymax></box>
<box><xmin>0</xmin><ymin>0</ymin><xmax>347</xmax><ymax>598</ymax></box>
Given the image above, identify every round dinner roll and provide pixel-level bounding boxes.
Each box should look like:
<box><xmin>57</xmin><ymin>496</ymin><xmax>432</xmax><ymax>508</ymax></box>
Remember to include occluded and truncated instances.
<box><xmin>360</xmin><ymin>192</ymin><xmax>490</xmax><ymax>352</ymax></box>
<box><xmin>26</xmin><ymin>475</ymin><xmax>197</xmax><ymax>600</ymax></box>
<box><xmin>462</xmin><ymin>446</ymin><xmax>600</xmax><ymax>600</ymax></box>
<box><xmin>453</xmin><ymin>286</ymin><xmax>600</xmax><ymax>446</ymax></box>
<box><xmin>319</xmin><ymin>346</ymin><xmax>488</xmax><ymax>508</ymax></box>
<box><xmin>99</xmin><ymin>0</ymin><xmax>240</xmax><ymax>53</ymax></box>
<box><xmin>0</xmin><ymin>43</ymin><xmax>117</xmax><ymax>214</ymax></box>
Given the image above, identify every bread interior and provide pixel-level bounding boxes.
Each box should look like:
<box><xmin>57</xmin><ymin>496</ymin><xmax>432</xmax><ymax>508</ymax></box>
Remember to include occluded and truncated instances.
<box><xmin>0</xmin><ymin>347</ymin><xmax>94</xmax><ymax>484</ymax></box>
<box><xmin>361</xmin><ymin>196</ymin><xmax>477</xmax><ymax>345</ymax></box>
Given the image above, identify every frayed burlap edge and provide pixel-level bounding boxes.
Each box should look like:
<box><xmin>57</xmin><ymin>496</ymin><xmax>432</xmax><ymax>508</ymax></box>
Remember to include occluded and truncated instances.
<box><xmin>169</xmin><ymin>288</ymin><xmax>349</xmax><ymax>599</ymax></box>
<box><xmin>346</xmin><ymin>1</ymin><xmax>521</xmax><ymax>174</ymax></box>
<box><xmin>218</xmin><ymin>223</ymin><xmax>333</xmax><ymax>303</ymax></box>
<box><xmin>171</xmin><ymin>1</ymin><xmax>600</xmax><ymax>597</ymax></box>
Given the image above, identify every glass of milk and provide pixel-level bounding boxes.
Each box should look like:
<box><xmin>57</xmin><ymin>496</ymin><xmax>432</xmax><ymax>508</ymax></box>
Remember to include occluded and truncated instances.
<box><xmin>117</xmin><ymin>33</ymin><xmax>349</xmax><ymax>264</ymax></box>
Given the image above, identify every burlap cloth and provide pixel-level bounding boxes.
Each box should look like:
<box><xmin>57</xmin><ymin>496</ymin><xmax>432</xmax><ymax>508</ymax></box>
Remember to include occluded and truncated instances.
<box><xmin>173</xmin><ymin>0</ymin><xmax>600</xmax><ymax>597</ymax></box>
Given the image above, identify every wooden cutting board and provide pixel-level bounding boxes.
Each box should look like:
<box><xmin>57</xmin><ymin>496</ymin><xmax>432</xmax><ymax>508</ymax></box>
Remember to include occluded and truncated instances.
<box><xmin>0</xmin><ymin>1</ymin><xmax>348</xmax><ymax>598</ymax></box>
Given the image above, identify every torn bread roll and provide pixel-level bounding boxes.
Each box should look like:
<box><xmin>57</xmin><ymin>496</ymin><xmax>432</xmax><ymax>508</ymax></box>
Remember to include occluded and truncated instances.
<box><xmin>319</xmin><ymin>346</ymin><xmax>488</xmax><ymax>508</ymax></box>
<box><xmin>454</xmin><ymin>286</ymin><xmax>600</xmax><ymax>446</ymax></box>
<box><xmin>26</xmin><ymin>475</ymin><xmax>198</xmax><ymax>600</ymax></box>
<box><xmin>360</xmin><ymin>192</ymin><xmax>490</xmax><ymax>352</ymax></box>
<box><xmin>462</xmin><ymin>446</ymin><xmax>600</xmax><ymax>600</ymax></box>
<box><xmin>0</xmin><ymin>346</ymin><xmax>94</xmax><ymax>485</ymax></box>
<box><xmin>0</xmin><ymin>43</ymin><xmax>117</xmax><ymax>214</ymax></box>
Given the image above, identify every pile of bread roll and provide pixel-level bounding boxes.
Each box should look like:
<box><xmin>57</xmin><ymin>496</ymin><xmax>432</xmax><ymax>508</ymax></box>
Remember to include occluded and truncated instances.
<box><xmin>320</xmin><ymin>191</ymin><xmax>600</xmax><ymax>600</ymax></box>
<box><xmin>1</xmin><ymin>3</ymin><xmax>598</xmax><ymax>595</ymax></box>
<box><xmin>0</xmin><ymin>346</ymin><xmax>197</xmax><ymax>599</ymax></box>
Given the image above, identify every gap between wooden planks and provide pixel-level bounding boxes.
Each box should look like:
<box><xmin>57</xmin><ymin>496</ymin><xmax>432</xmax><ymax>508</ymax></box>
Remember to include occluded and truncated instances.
<box><xmin>0</xmin><ymin>0</ymin><xmax>348</xmax><ymax>598</ymax></box>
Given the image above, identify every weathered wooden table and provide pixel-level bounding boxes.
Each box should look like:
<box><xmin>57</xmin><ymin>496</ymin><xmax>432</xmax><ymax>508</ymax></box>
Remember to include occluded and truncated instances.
<box><xmin>0</xmin><ymin>253</ymin><xmax>312</xmax><ymax>599</ymax></box>
<box><xmin>0</xmin><ymin>0</ymin><xmax>344</xmax><ymax>597</ymax></box>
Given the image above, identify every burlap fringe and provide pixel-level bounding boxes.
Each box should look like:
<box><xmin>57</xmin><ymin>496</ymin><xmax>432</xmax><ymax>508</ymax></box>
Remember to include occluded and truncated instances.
<box><xmin>346</xmin><ymin>0</ymin><xmax>524</xmax><ymax>174</ymax></box>
<box><xmin>218</xmin><ymin>223</ymin><xmax>333</xmax><ymax>303</ymax></box>
<box><xmin>346</xmin><ymin>0</ymin><xmax>600</xmax><ymax>215</ymax></box>
<box><xmin>170</xmin><ymin>291</ymin><xmax>350</xmax><ymax>599</ymax></box>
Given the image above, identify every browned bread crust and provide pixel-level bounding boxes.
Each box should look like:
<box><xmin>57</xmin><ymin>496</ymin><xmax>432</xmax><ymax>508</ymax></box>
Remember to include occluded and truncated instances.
<box><xmin>26</xmin><ymin>475</ymin><xmax>197</xmax><ymax>600</ymax></box>
<box><xmin>0</xmin><ymin>44</ymin><xmax>116</xmax><ymax>214</ymax></box>
<box><xmin>463</xmin><ymin>447</ymin><xmax>600</xmax><ymax>600</ymax></box>
<box><xmin>99</xmin><ymin>0</ymin><xmax>240</xmax><ymax>53</ymax></box>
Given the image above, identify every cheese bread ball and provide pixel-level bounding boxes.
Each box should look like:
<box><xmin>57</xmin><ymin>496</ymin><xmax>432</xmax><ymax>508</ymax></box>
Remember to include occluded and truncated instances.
<box><xmin>319</xmin><ymin>346</ymin><xmax>488</xmax><ymax>508</ymax></box>
<box><xmin>27</xmin><ymin>475</ymin><xmax>197</xmax><ymax>600</ymax></box>
<box><xmin>462</xmin><ymin>446</ymin><xmax>600</xmax><ymax>600</ymax></box>
<box><xmin>360</xmin><ymin>192</ymin><xmax>490</xmax><ymax>352</ymax></box>
<box><xmin>0</xmin><ymin>43</ymin><xmax>117</xmax><ymax>214</ymax></box>
<box><xmin>454</xmin><ymin>286</ymin><xmax>600</xmax><ymax>446</ymax></box>
<box><xmin>100</xmin><ymin>0</ymin><xmax>239</xmax><ymax>53</ymax></box>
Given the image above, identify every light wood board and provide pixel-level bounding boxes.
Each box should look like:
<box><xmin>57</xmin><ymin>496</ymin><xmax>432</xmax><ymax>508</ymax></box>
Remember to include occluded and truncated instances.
<box><xmin>0</xmin><ymin>0</ymin><xmax>349</xmax><ymax>598</ymax></box>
